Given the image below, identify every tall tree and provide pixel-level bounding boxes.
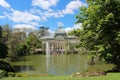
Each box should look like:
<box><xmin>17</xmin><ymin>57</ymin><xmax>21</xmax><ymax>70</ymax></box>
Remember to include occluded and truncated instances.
<box><xmin>2</xmin><ymin>24</ymin><xmax>12</xmax><ymax>43</ymax></box>
<box><xmin>0</xmin><ymin>26</ymin><xmax>2</xmax><ymax>39</ymax></box>
<box><xmin>0</xmin><ymin>26</ymin><xmax>8</xmax><ymax>58</ymax></box>
<box><xmin>7</xmin><ymin>31</ymin><xmax>27</xmax><ymax>61</ymax></box>
<box><xmin>76</xmin><ymin>0</ymin><xmax>120</xmax><ymax>71</ymax></box>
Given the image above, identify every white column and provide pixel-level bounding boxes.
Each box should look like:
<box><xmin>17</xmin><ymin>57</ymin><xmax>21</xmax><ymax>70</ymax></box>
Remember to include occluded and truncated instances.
<box><xmin>57</xmin><ymin>42</ymin><xmax>58</xmax><ymax>50</ymax></box>
<box><xmin>68</xmin><ymin>43</ymin><xmax>69</xmax><ymax>50</ymax></box>
<box><xmin>51</xmin><ymin>43</ymin><xmax>53</xmax><ymax>50</ymax></box>
<box><xmin>60</xmin><ymin>42</ymin><xmax>61</xmax><ymax>50</ymax></box>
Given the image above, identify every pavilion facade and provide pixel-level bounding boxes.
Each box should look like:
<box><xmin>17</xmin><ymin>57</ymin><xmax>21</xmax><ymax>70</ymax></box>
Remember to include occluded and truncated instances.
<box><xmin>40</xmin><ymin>26</ymin><xmax>79</xmax><ymax>54</ymax></box>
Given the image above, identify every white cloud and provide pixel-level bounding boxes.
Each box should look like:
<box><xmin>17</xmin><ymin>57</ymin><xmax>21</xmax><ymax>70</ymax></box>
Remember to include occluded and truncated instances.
<box><xmin>29</xmin><ymin>22</ymin><xmax>40</xmax><ymax>26</ymax></box>
<box><xmin>65</xmin><ymin>23</ymin><xmax>82</xmax><ymax>33</ymax></box>
<box><xmin>30</xmin><ymin>0</ymin><xmax>87</xmax><ymax>20</ymax></box>
<box><xmin>73</xmin><ymin>23</ymin><xmax>82</xmax><ymax>29</ymax></box>
<box><xmin>32</xmin><ymin>0</ymin><xmax>59</xmax><ymax>10</ymax></box>
<box><xmin>39</xmin><ymin>0</ymin><xmax>87</xmax><ymax>18</ymax></box>
<box><xmin>13</xmin><ymin>24</ymin><xmax>37</xmax><ymax>31</ymax></box>
<box><xmin>30</xmin><ymin>9</ymin><xmax>63</xmax><ymax>21</ymax></box>
<box><xmin>0</xmin><ymin>15</ymin><xmax>5</xmax><ymax>18</ymax></box>
<box><xmin>40</xmin><ymin>10</ymin><xmax>64</xmax><ymax>19</ymax></box>
<box><xmin>41</xmin><ymin>11</ymin><xmax>56</xmax><ymax>18</ymax></box>
<box><xmin>44</xmin><ymin>0</ymin><xmax>86</xmax><ymax>18</ymax></box>
<box><xmin>0</xmin><ymin>0</ymin><xmax>11</xmax><ymax>9</ymax></box>
<box><xmin>65</xmin><ymin>27</ymin><xmax>73</xmax><ymax>33</ymax></box>
<box><xmin>62</xmin><ymin>0</ymin><xmax>87</xmax><ymax>14</ymax></box>
<box><xmin>7</xmin><ymin>10</ymin><xmax>40</xmax><ymax>23</ymax></box>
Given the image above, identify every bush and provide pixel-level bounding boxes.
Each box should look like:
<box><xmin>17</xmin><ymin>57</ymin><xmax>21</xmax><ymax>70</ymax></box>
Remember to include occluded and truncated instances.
<box><xmin>0</xmin><ymin>60</ymin><xmax>14</xmax><ymax>72</ymax></box>
<box><xmin>0</xmin><ymin>70</ymin><xmax>7</xmax><ymax>79</ymax></box>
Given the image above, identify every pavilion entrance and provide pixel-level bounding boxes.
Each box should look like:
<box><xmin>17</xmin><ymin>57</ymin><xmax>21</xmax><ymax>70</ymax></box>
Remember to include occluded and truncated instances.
<box><xmin>48</xmin><ymin>41</ymin><xmax>69</xmax><ymax>54</ymax></box>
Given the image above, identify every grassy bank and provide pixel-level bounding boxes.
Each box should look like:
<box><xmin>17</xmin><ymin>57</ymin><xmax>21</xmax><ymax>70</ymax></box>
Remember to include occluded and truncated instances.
<box><xmin>1</xmin><ymin>73</ymin><xmax>120</xmax><ymax>80</ymax></box>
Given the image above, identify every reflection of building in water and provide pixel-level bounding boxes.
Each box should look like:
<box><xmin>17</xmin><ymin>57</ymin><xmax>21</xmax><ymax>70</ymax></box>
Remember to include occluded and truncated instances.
<box><xmin>40</xmin><ymin>26</ymin><xmax>79</xmax><ymax>54</ymax></box>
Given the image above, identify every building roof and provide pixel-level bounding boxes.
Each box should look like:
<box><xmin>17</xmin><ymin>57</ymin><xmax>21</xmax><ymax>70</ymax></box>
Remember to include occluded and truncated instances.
<box><xmin>67</xmin><ymin>35</ymin><xmax>77</xmax><ymax>39</ymax></box>
<box><xmin>40</xmin><ymin>26</ymin><xmax>77</xmax><ymax>40</ymax></box>
<box><xmin>40</xmin><ymin>36</ymin><xmax>54</xmax><ymax>40</ymax></box>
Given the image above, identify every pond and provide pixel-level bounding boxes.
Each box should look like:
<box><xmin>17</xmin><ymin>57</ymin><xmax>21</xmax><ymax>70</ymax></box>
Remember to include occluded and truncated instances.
<box><xmin>11</xmin><ymin>54</ymin><xmax>114</xmax><ymax>76</ymax></box>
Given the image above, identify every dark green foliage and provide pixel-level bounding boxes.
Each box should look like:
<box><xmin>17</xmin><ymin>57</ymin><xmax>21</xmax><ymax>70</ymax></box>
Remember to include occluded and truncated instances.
<box><xmin>17</xmin><ymin>44</ymin><xmax>28</xmax><ymax>56</ymax></box>
<box><xmin>0</xmin><ymin>26</ymin><xmax>2</xmax><ymax>38</ymax></box>
<box><xmin>0</xmin><ymin>43</ymin><xmax>8</xmax><ymax>58</ymax></box>
<box><xmin>68</xmin><ymin>29</ymin><xmax>82</xmax><ymax>36</ymax></box>
<box><xmin>0</xmin><ymin>60</ymin><xmax>14</xmax><ymax>78</ymax></box>
<box><xmin>0</xmin><ymin>60</ymin><xmax>14</xmax><ymax>72</ymax></box>
<box><xmin>0</xmin><ymin>26</ymin><xmax>8</xmax><ymax>58</ymax></box>
<box><xmin>76</xmin><ymin>0</ymin><xmax>120</xmax><ymax>71</ymax></box>
<box><xmin>0</xmin><ymin>70</ymin><xmax>7</xmax><ymax>79</ymax></box>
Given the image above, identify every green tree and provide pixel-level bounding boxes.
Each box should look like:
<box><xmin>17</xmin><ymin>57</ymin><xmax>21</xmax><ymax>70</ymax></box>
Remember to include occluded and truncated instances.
<box><xmin>7</xmin><ymin>31</ymin><xmax>27</xmax><ymax>61</ymax></box>
<box><xmin>2</xmin><ymin>24</ymin><xmax>12</xmax><ymax>43</ymax></box>
<box><xmin>26</xmin><ymin>32</ymin><xmax>42</xmax><ymax>54</ymax></box>
<box><xmin>68</xmin><ymin>29</ymin><xmax>82</xmax><ymax>37</ymax></box>
<box><xmin>0</xmin><ymin>26</ymin><xmax>8</xmax><ymax>58</ymax></box>
<box><xmin>76</xmin><ymin>0</ymin><xmax>120</xmax><ymax>71</ymax></box>
<box><xmin>0</xmin><ymin>26</ymin><xmax>2</xmax><ymax>39</ymax></box>
<box><xmin>16</xmin><ymin>43</ymin><xmax>28</xmax><ymax>56</ymax></box>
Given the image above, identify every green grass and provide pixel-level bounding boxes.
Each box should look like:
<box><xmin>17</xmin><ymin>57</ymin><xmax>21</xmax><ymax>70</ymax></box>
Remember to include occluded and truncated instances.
<box><xmin>1</xmin><ymin>73</ymin><xmax>120</xmax><ymax>80</ymax></box>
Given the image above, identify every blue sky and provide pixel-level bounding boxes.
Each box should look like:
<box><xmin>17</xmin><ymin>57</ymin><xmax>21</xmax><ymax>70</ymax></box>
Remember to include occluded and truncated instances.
<box><xmin>0</xmin><ymin>0</ymin><xmax>86</xmax><ymax>32</ymax></box>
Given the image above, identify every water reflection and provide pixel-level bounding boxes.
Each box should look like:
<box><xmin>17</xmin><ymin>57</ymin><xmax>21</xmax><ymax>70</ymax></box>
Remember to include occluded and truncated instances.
<box><xmin>49</xmin><ymin>54</ymin><xmax>88</xmax><ymax>75</ymax></box>
<box><xmin>46</xmin><ymin>56</ymin><xmax>50</xmax><ymax>73</ymax></box>
<box><xmin>11</xmin><ymin>54</ymin><xmax>113</xmax><ymax>75</ymax></box>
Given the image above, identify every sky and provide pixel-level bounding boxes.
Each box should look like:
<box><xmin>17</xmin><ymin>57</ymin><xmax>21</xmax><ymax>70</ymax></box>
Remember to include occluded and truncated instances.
<box><xmin>0</xmin><ymin>0</ymin><xmax>87</xmax><ymax>33</ymax></box>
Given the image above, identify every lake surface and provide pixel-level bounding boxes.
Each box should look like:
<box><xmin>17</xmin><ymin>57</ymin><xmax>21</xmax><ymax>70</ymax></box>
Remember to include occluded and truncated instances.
<box><xmin>11</xmin><ymin>54</ymin><xmax>113</xmax><ymax>75</ymax></box>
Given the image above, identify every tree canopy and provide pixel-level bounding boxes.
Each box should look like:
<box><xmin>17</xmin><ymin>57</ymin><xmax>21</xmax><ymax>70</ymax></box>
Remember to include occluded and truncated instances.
<box><xmin>0</xmin><ymin>24</ymin><xmax>43</xmax><ymax>61</ymax></box>
<box><xmin>76</xmin><ymin>0</ymin><xmax>120</xmax><ymax>71</ymax></box>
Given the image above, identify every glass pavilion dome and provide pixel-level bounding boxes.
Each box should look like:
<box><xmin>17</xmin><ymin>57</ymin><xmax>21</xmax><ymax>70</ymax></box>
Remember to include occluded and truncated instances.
<box><xmin>55</xmin><ymin>26</ymin><xmax>67</xmax><ymax>38</ymax></box>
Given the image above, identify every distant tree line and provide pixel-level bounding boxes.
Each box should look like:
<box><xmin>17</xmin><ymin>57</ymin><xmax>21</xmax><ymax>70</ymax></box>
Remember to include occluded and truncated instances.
<box><xmin>0</xmin><ymin>24</ymin><xmax>49</xmax><ymax>62</ymax></box>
